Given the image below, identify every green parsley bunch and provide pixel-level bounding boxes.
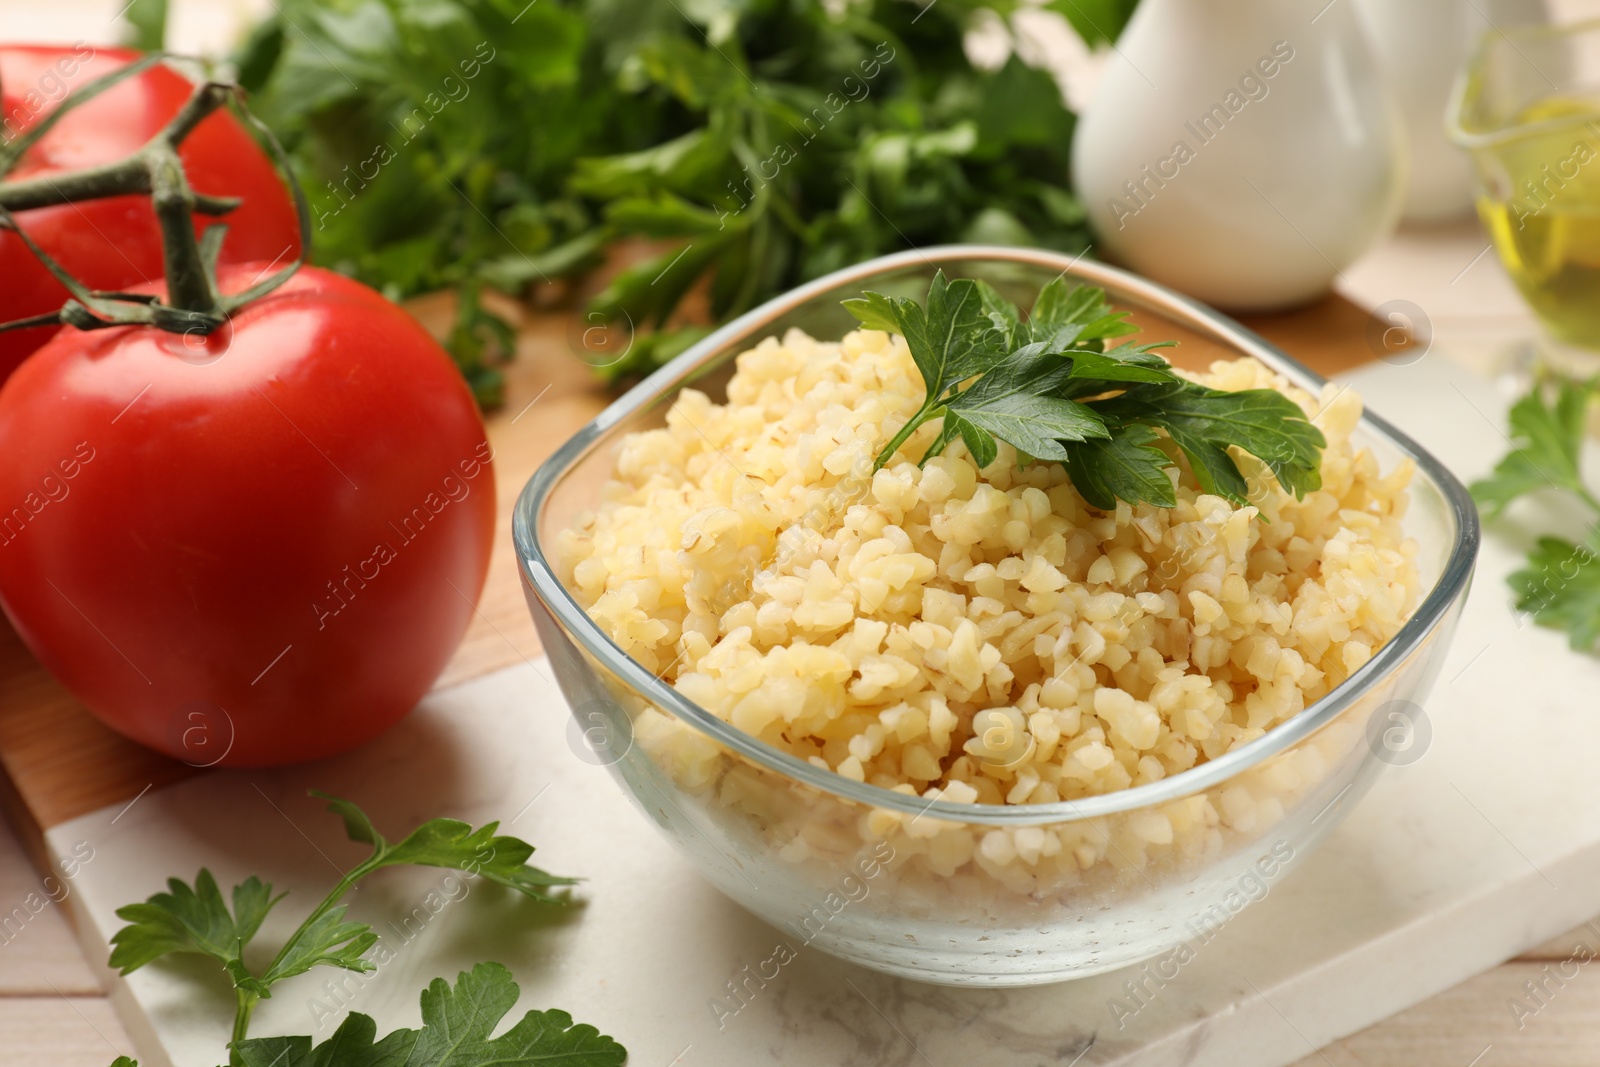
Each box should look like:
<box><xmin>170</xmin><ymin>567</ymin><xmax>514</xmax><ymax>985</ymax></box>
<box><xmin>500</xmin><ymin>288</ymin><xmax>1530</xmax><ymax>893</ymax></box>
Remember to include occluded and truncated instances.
<box><xmin>233</xmin><ymin>0</ymin><xmax>1138</xmax><ymax>399</ymax></box>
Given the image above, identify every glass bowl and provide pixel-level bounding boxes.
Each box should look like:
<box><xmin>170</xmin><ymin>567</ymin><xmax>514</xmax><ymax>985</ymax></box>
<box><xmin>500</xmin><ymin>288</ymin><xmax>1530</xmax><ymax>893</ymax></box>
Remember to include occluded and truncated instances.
<box><xmin>513</xmin><ymin>246</ymin><xmax>1479</xmax><ymax>986</ymax></box>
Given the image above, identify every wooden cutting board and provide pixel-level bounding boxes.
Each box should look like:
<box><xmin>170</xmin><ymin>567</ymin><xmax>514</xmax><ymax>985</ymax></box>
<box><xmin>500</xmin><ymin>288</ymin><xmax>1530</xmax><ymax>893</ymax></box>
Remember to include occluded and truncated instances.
<box><xmin>0</xmin><ymin>285</ymin><xmax>1390</xmax><ymax>870</ymax></box>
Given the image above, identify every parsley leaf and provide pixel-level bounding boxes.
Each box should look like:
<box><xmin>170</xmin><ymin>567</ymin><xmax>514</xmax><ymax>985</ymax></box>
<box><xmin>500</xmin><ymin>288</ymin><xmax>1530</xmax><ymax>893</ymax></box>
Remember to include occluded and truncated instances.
<box><xmin>254</xmin><ymin>905</ymin><xmax>378</xmax><ymax>993</ymax></box>
<box><xmin>1509</xmin><ymin>535</ymin><xmax>1600</xmax><ymax>652</ymax></box>
<box><xmin>974</xmin><ymin>279</ymin><xmax>1026</xmax><ymax>348</ymax></box>
<box><xmin>1064</xmin><ymin>423</ymin><xmax>1178</xmax><ymax>510</ymax></box>
<box><xmin>845</xmin><ymin>273</ymin><xmax>1326</xmax><ymax>509</ymax></box>
<box><xmin>1470</xmin><ymin>379</ymin><xmax>1599</xmax><ymax>520</ymax></box>
<box><xmin>840</xmin><ymin>290</ymin><xmax>903</xmax><ymax>338</ymax></box>
<box><xmin>233</xmin><ymin>963</ymin><xmax>627</xmax><ymax>1067</ymax></box>
<box><xmin>120</xmin><ymin>0</ymin><xmax>167</xmax><ymax>52</ymax></box>
<box><xmin>109</xmin><ymin>870</ymin><xmax>280</xmax><ymax>979</ymax></box>
<box><xmin>1029</xmin><ymin>276</ymin><xmax>1139</xmax><ymax>348</ymax></box>
<box><xmin>843</xmin><ymin>272</ymin><xmax>998</xmax><ymax>403</ymax></box>
<box><xmin>1095</xmin><ymin>382</ymin><xmax>1326</xmax><ymax>504</ymax></box>
<box><xmin>942</xmin><ymin>350</ymin><xmax>1108</xmax><ymax>461</ymax></box>
<box><xmin>315</xmin><ymin>790</ymin><xmax>577</xmax><ymax>902</ymax></box>
<box><xmin>1042</xmin><ymin>0</ymin><xmax>1140</xmax><ymax>46</ymax></box>
<box><xmin>1475</xmin><ymin>375</ymin><xmax>1600</xmax><ymax>656</ymax></box>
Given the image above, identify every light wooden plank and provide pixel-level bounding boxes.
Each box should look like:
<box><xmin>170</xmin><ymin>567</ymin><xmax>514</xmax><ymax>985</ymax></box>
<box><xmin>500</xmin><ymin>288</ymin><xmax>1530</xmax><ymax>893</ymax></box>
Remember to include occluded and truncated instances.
<box><xmin>0</xmin><ymin>996</ymin><xmax>134</xmax><ymax>1067</ymax></box>
<box><xmin>0</xmin><ymin>813</ymin><xmax>99</xmax><ymax>995</ymax></box>
<box><xmin>1521</xmin><ymin>922</ymin><xmax>1600</xmax><ymax>963</ymax></box>
<box><xmin>1294</xmin><ymin>960</ymin><xmax>1600</xmax><ymax>1067</ymax></box>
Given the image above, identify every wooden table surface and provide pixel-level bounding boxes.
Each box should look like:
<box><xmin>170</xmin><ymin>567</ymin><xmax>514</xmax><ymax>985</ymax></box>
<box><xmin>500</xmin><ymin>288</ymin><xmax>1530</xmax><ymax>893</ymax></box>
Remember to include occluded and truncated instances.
<box><xmin>6</xmin><ymin>0</ymin><xmax>1600</xmax><ymax>1054</ymax></box>
<box><xmin>4</xmin><ymin>217</ymin><xmax>1598</xmax><ymax>1066</ymax></box>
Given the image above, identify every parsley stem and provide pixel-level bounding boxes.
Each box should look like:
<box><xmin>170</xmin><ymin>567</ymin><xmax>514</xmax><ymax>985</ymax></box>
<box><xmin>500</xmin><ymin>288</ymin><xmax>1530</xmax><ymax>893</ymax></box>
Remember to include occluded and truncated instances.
<box><xmin>265</xmin><ymin>853</ymin><xmax>383</xmax><ymax>968</ymax></box>
<box><xmin>228</xmin><ymin>989</ymin><xmax>257</xmax><ymax>1066</ymax></box>
<box><xmin>227</xmin><ymin>850</ymin><xmax>387</xmax><ymax>1052</ymax></box>
<box><xmin>874</xmin><ymin>404</ymin><xmax>935</xmax><ymax>470</ymax></box>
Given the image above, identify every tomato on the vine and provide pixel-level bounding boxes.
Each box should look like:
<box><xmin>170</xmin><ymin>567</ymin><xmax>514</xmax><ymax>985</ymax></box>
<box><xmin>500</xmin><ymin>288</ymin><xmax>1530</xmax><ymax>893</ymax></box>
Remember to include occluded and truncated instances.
<box><xmin>0</xmin><ymin>264</ymin><xmax>494</xmax><ymax>767</ymax></box>
<box><xmin>0</xmin><ymin>45</ymin><xmax>300</xmax><ymax>381</ymax></box>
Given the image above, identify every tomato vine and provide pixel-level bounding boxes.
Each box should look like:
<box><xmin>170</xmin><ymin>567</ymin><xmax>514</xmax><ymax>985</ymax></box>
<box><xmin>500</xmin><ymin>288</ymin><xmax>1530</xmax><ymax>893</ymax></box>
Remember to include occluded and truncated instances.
<box><xmin>0</xmin><ymin>52</ymin><xmax>308</xmax><ymax>336</ymax></box>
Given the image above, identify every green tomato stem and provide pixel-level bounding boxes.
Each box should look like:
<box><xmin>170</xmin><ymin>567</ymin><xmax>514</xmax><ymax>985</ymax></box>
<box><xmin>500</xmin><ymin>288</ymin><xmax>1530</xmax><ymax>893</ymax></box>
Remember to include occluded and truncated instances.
<box><xmin>0</xmin><ymin>79</ymin><xmax>235</xmax><ymax>321</ymax></box>
<box><xmin>0</xmin><ymin>56</ymin><xmax>307</xmax><ymax>336</ymax></box>
<box><xmin>148</xmin><ymin>147</ymin><xmax>221</xmax><ymax>317</ymax></box>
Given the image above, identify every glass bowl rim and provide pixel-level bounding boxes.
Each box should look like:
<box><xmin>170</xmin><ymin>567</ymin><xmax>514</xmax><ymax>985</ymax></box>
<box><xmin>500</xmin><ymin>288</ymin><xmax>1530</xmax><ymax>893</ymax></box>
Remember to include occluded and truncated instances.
<box><xmin>1447</xmin><ymin>17</ymin><xmax>1600</xmax><ymax>149</ymax></box>
<box><xmin>513</xmin><ymin>245</ymin><xmax>1480</xmax><ymax>828</ymax></box>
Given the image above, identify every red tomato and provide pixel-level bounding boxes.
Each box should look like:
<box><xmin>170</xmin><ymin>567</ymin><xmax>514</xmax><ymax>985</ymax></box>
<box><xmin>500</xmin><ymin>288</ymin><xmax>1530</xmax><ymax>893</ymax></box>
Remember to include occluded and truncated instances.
<box><xmin>0</xmin><ymin>45</ymin><xmax>300</xmax><ymax>382</ymax></box>
<box><xmin>0</xmin><ymin>264</ymin><xmax>494</xmax><ymax>767</ymax></box>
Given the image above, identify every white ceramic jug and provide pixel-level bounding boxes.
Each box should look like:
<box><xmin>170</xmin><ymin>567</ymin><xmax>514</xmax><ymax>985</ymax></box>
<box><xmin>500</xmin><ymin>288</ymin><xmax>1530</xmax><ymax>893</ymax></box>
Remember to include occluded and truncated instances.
<box><xmin>1354</xmin><ymin>0</ymin><xmax>1549</xmax><ymax>223</ymax></box>
<box><xmin>1072</xmin><ymin>0</ymin><xmax>1405</xmax><ymax>311</ymax></box>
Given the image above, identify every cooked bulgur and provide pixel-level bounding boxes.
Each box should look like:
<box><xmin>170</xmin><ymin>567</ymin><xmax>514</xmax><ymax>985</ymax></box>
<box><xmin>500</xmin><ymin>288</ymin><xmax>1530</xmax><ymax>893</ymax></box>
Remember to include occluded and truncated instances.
<box><xmin>557</xmin><ymin>326</ymin><xmax>1419</xmax><ymax>816</ymax></box>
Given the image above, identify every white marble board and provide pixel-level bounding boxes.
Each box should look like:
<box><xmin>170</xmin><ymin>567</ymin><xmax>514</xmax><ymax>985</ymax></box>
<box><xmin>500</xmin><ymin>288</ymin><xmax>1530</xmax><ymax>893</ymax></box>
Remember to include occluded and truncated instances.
<box><xmin>45</xmin><ymin>353</ymin><xmax>1600</xmax><ymax>1067</ymax></box>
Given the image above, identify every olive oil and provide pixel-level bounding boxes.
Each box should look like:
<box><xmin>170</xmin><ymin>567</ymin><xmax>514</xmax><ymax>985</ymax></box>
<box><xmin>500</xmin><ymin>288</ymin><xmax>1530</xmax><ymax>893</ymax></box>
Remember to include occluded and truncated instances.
<box><xmin>1477</xmin><ymin>96</ymin><xmax>1600</xmax><ymax>348</ymax></box>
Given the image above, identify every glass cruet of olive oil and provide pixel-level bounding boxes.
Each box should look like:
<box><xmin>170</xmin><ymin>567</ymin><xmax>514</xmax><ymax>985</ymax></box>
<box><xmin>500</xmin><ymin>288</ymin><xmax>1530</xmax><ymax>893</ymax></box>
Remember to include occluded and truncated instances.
<box><xmin>1450</xmin><ymin>19</ymin><xmax>1600</xmax><ymax>357</ymax></box>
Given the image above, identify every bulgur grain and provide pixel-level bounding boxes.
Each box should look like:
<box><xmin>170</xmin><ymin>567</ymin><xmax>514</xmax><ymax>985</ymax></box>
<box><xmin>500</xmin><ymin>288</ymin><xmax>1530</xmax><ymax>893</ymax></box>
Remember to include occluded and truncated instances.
<box><xmin>560</xmin><ymin>327</ymin><xmax>1418</xmax><ymax>820</ymax></box>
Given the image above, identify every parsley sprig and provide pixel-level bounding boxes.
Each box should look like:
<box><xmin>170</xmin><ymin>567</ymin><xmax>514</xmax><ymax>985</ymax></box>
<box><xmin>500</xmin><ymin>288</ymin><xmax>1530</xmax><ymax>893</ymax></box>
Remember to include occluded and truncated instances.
<box><xmin>1471</xmin><ymin>375</ymin><xmax>1600</xmax><ymax>652</ymax></box>
<box><xmin>105</xmin><ymin>791</ymin><xmax>621</xmax><ymax>1067</ymax></box>
<box><xmin>844</xmin><ymin>272</ymin><xmax>1327</xmax><ymax>509</ymax></box>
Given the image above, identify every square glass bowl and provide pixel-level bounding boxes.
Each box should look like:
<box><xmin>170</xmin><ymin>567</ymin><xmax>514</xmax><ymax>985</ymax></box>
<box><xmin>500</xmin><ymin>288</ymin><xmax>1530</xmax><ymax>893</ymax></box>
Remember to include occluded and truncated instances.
<box><xmin>513</xmin><ymin>246</ymin><xmax>1479</xmax><ymax>986</ymax></box>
